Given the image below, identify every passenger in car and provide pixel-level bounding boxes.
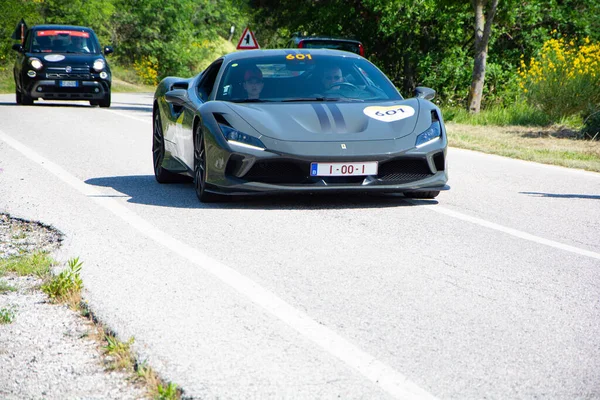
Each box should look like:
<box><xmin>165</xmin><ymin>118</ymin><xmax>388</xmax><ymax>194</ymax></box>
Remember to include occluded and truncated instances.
<box><xmin>242</xmin><ymin>66</ymin><xmax>264</xmax><ymax>99</ymax></box>
<box><xmin>69</xmin><ymin>36</ymin><xmax>90</xmax><ymax>53</ymax></box>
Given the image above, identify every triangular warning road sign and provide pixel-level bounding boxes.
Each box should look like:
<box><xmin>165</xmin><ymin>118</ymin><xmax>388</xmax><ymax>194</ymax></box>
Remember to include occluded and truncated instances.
<box><xmin>236</xmin><ymin>27</ymin><xmax>260</xmax><ymax>50</ymax></box>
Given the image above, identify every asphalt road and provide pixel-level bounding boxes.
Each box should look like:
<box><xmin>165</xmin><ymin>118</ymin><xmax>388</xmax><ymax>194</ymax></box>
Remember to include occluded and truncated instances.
<box><xmin>0</xmin><ymin>93</ymin><xmax>599</xmax><ymax>400</ymax></box>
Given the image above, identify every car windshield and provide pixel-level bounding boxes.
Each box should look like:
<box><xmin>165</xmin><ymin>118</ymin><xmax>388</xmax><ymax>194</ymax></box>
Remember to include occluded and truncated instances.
<box><xmin>215</xmin><ymin>54</ymin><xmax>402</xmax><ymax>103</ymax></box>
<box><xmin>29</xmin><ymin>30</ymin><xmax>98</xmax><ymax>54</ymax></box>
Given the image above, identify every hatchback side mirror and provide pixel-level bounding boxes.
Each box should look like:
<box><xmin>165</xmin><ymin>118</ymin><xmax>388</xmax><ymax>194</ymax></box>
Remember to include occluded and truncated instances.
<box><xmin>12</xmin><ymin>43</ymin><xmax>23</xmax><ymax>52</ymax></box>
<box><xmin>104</xmin><ymin>46</ymin><xmax>114</xmax><ymax>55</ymax></box>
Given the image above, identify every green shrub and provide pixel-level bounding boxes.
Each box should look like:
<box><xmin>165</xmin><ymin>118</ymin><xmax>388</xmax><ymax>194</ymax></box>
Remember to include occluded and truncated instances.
<box><xmin>518</xmin><ymin>35</ymin><xmax>600</xmax><ymax>121</ymax></box>
<box><xmin>41</xmin><ymin>257</ymin><xmax>83</xmax><ymax>302</ymax></box>
<box><xmin>581</xmin><ymin>109</ymin><xmax>600</xmax><ymax>140</ymax></box>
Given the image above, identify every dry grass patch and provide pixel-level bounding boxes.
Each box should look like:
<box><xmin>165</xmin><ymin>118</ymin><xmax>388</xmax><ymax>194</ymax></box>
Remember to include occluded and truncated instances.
<box><xmin>446</xmin><ymin>122</ymin><xmax>600</xmax><ymax>172</ymax></box>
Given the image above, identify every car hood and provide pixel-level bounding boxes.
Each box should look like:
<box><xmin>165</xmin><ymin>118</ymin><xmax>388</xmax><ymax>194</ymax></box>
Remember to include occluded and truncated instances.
<box><xmin>223</xmin><ymin>99</ymin><xmax>421</xmax><ymax>142</ymax></box>
<box><xmin>27</xmin><ymin>52</ymin><xmax>104</xmax><ymax>67</ymax></box>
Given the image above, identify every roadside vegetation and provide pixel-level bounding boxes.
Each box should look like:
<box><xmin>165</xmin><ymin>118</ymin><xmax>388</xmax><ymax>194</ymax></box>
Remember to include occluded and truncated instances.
<box><xmin>0</xmin><ymin>248</ymin><xmax>181</xmax><ymax>399</ymax></box>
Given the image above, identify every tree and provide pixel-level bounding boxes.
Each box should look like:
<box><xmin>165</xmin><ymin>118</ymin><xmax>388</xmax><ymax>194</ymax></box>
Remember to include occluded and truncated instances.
<box><xmin>467</xmin><ymin>0</ymin><xmax>498</xmax><ymax>113</ymax></box>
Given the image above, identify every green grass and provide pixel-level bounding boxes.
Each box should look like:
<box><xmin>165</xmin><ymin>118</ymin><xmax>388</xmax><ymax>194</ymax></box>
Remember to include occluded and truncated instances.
<box><xmin>110</xmin><ymin>63</ymin><xmax>156</xmax><ymax>93</ymax></box>
<box><xmin>0</xmin><ymin>66</ymin><xmax>15</xmax><ymax>94</ymax></box>
<box><xmin>0</xmin><ymin>251</ymin><xmax>54</xmax><ymax>277</ymax></box>
<box><xmin>0</xmin><ymin>280</ymin><xmax>17</xmax><ymax>293</ymax></box>
<box><xmin>41</xmin><ymin>257</ymin><xmax>84</xmax><ymax>307</ymax></box>
<box><xmin>103</xmin><ymin>333</ymin><xmax>135</xmax><ymax>371</ymax></box>
<box><xmin>442</xmin><ymin>103</ymin><xmax>555</xmax><ymax>127</ymax></box>
<box><xmin>0</xmin><ymin>306</ymin><xmax>16</xmax><ymax>324</ymax></box>
<box><xmin>446</xmin><ymin>123</ymin><xmax>600</xmax><ymax>172</ymax></box>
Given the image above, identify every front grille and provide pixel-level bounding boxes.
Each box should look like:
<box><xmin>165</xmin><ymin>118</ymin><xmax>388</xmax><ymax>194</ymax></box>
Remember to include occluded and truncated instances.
<box><xmin>243</xmin><ymin>160</ymin><xmax>309</xmax><ymax>184</ymax></box>
<box><xmin>46</xmin><ymin>66</ymin><xmax>90</xmax><ymax>80</ymax></box>
<box><xmin>237</xmin><ymin>157</ymin><xmax>434</xmax><ymax>186</ymax></box>
<box><xmin>46</xmin><ymin>72</ymin><xmax>91</xmax><ymax>79</ymax></box>
<box><xmin>377</xmin><ymin>159</ymin><xmax>433</xmax><ymax>183</ymax></box>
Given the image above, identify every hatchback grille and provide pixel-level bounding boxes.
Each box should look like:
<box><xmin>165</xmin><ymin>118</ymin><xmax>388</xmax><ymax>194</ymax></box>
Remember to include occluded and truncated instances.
<box><xmin>46</xmin><ymin>66</ymin><xmax>90</xmax><ymax>80</ymax></box>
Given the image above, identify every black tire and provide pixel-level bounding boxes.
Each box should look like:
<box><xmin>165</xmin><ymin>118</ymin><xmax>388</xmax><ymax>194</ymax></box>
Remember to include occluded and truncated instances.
<box><xmin>90</xmin><ymin>100</ymin><xmax>99</xmax><ymax>106</ymax></box>
<box><xmin>15</xmin><ymin>87</ymin><xmax>21</xmax><ymax>105</ymax></box>
<box><xmin>21</xmin><ymin>89</ymin><xmax>34</xmax><ymax>105</ymax></box>
<box><xmin>194</xmin><ymin>125</ymin><xmax>222</xmax><ymax>203</ymax></box>
<box><xmin>98</xmin><ymin>92</ymin><xmax>111</xmax><ymax>108</ymax></box>
<box><xmin>403</xmin><ymin>191</ymin><xmax>440</xmax><ymax>199</ymax></box>
<box><xmin>152</xmin><ymin>110</ymin><xmax>185</xmax><ymax>183</ymax></box>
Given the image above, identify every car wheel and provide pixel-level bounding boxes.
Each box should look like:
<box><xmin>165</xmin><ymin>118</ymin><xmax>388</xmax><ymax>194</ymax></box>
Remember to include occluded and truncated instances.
<box><xmin>98</xmin><ymin>92</ymin><xmax>111</xmax><ymax>108</ymax></box>
<box><xmin>89</xmin><ymin>100</ymin><xmax>99</xmax><ymax>106</ymax></box>
<box><xmin>194</xmin><ymin>125</ymin><xmax>222</xmax><ymax>203</ymax></box>
<box><xmin>403</xmin><ymin>191</ymin><xmax>440</xmax><ymax>199</ymax></box>
<box><xmin>15</xmin><ymin>87</ymin><xmax>21</xmax><ymax>105</ymax></box>
<box><xmin>21</xmin><ymin>89</ymin><xmax>34</xmax><ymax>105</ymax></box>
<box><xmin>152</xmin><ymin>110</ymin><xmax>185</xmax><ymax>183</ymax></box>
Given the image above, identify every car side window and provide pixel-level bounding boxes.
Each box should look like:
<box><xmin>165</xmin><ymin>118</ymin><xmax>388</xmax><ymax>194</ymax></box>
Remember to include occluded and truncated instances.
<box><xmin>197</xmin><ymin>60</ymin><xmax>223</xmax><ymax>102</ymax></box>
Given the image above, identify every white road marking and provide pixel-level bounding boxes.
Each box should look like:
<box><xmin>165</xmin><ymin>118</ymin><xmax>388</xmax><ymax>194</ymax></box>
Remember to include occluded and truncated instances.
<box><xmin>104</xmin><ymin>109</ymin><xmax>152</xmax><ymax>124</ymax></box>
<box><xmin>421</xmin><ymin>204</ymin><xmax>600</xmax><ymax>260</ymax></box>
<box><xmin>0</xmin><ymin>129</ymin><xmax>438</xmax><ymax>400</ymax></box>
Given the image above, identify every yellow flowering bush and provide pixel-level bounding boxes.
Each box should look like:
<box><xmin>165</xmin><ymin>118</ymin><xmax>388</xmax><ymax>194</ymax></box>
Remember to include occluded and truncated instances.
<box><xmin>133</xmin><ymin>56</ymin><xmax>159</xmax><ymax>86</ymax></box>
<box><xmin>518</xmin><ymin>35</ymin><xmax>600</xmax><ymax>121</ymax></box>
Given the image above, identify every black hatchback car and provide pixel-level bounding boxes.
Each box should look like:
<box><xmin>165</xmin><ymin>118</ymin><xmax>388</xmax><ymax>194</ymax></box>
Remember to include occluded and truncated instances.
<box><xmin>286</xmin><ymin>35</ymin><xmax>365</xmax><ymax>57</ymax></box>
<box><xmin>12</xmin><ymin>24</ymin><xmax>113</xmax><ymax>107</ymax></box>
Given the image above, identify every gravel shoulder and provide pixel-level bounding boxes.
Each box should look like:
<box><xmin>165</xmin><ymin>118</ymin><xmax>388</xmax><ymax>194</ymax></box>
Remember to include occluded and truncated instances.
<box><xmin>0</xmin><ymin>213</ymin><xmax>148</xmax><ymax>400</ymax></box>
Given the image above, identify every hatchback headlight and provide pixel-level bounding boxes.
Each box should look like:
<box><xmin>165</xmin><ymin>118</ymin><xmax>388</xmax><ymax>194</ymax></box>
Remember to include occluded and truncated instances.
<box><xmin>93</xmin><ymin>59</ymin><xmax>105</xmax><ymax>71</ymax></box>
<box><xmin>219</xmin><ymin>124</ymin><xmax>265</xmax><ymax>151</ymax></box>
<box><xmin>29</xmin><ymin>57</ymin><xmax>43</xmax><ymax>70</ymax></box>
<box><xmin>416</xmin><ymin>122</ymin><xmax>442</xmax><ymax>147</ymax></box>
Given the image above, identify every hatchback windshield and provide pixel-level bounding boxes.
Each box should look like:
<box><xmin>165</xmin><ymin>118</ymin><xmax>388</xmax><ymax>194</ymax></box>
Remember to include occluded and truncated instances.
<box><xmin>28</xmin><ymin>30</ymin><xmax>98</xmax><ymax>54</ymax></box>
<box><xmin>215</xmin><ymin>54</ymin><xmax>402</xmax><ymax>103</ymax></box>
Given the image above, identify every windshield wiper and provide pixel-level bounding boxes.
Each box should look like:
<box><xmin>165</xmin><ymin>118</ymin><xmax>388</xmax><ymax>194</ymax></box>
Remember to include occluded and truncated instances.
<box><xmin>282</xmin><ymin>97</ymin><xmax>365</xmax><ymax>103</ymax></box>
<box><xmin>230</xmin><ymin>98</ymin><xmax>272</xmax><ymax>103</ymax></box>
<box><xmin>281</xmin><ymin>97</ymin><xmax>342</xmax><ymax>102</ymax></box>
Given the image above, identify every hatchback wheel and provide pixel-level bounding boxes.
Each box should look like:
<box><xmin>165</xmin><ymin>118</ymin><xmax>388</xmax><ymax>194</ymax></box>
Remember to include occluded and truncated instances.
<box><xmin>98</xmin><ymin>92</ymin><xmax>111</xmax><ymax>108</ymax></box>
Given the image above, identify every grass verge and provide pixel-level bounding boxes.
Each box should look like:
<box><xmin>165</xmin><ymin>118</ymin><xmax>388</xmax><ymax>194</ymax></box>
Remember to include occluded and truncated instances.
<box><xmin>0</xmin><ymin>251</ymin><xmax>54</xmax><ymax>277</ymax></box>
<box><xmin>446</xmin><ymin>122</ymin><xmax>600</xmax><ymax>172</ymax></box>
<box><xmin>0</xmin><ymin>250</ymin><xmax>181</xmax><ymax>399</ymax></box>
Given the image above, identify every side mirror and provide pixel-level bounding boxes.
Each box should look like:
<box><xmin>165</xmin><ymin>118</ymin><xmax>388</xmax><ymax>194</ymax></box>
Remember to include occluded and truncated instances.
<box><xmin>165</xmin><ymin>89</ymin><xmax>188</xmax><ymax>106</ymax></box>
<box><xmin>104</xmin><ymin>46</ymin><xmax>114</xmax><ymax>55</ymax></box>
<box><xmin>414</xmin><ymin>86</ymin><xmax>436</xmax><ymax>101</ymax></box>
<box><xmin>12</xmin><ymin>43</ymin><xmax>23</xmax><ymax>52</ymax></box>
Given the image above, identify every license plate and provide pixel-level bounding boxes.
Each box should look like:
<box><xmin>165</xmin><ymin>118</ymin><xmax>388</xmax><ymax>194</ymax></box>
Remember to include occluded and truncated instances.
<box><xmin>310</xmin><ymin>162</ymin><xmax>378</xmax><ymax>176</ymax></box>
<box><xmin>59</xmin><ymin>80</ymin><xmax>78</xmax><ymax>87</ymax></box>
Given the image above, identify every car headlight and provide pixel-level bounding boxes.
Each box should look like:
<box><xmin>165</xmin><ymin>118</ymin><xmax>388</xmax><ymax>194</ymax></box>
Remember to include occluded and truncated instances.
<box><xmin>29</xmin><ymin>57</ymin><xmax>43</xmax><ymax>70</ymax></box>
<box><xmin>93</xmin><ymin>59</ymin><xmax>105</xmax><ymax>71</ymax></box>
<box><xmin>219</xmin><ymin>124</ymin><xmax>265</xmax><ymax>151</ymax></box>
<box><xmin>415</xmin><ymin>122</ymin><xmax>442</xmax><ymax>147</ymax></box>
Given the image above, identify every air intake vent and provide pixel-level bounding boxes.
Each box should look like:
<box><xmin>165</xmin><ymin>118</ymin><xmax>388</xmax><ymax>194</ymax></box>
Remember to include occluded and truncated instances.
<box><xmin>433</xmin><ymin>152</ymin><xmax>445</xmax><ymax>171</ymax></box>
<box><xmin>213</xmin><ymin>113</ymin><xmax>230</xmax><ymax>126</ymax></box>
<box><xmin>431</xmin><ymin>110</ymin><xmax>439</xmax><ymax>123</ymax></box>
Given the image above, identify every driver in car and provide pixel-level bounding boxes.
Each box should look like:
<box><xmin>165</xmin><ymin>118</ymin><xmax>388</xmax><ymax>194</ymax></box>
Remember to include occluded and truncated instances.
<box><xmin>321</xmin><ymin>65</ymin><xmax>345</xmax><ymax>91</ymax></box>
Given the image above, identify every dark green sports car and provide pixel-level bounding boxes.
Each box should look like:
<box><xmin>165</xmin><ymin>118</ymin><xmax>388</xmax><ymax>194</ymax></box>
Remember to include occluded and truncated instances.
<box><xmin>152</xmin><ymin>49</ymin><xmax>448</xmax><ymax>202</ymax></box>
